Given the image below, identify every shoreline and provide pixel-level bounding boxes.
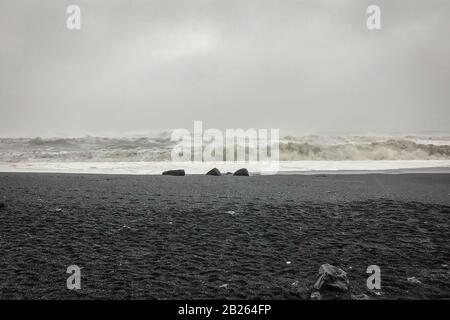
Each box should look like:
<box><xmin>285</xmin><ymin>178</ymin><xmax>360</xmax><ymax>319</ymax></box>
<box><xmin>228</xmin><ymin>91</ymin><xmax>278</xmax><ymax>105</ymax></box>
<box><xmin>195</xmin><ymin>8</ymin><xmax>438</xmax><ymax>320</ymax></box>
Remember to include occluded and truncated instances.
<box><xmin>1</xmin><ymin>168</ymin><xmax>450</xmax><ymax>176</ymax></box>
<box><xmin>1</xmin><ymin>161</ymin><xmax>450</xmax><ymax>176</ymax></box>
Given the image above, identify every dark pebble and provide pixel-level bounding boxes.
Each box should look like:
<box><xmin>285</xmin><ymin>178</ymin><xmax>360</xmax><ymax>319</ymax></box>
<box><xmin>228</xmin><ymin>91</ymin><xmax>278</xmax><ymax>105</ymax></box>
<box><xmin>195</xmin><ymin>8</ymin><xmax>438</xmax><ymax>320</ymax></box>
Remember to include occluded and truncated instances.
<box><xmin>162</xmin><ymin>169</ymin><xmax>185</xmax><ymax>176</ymax></box>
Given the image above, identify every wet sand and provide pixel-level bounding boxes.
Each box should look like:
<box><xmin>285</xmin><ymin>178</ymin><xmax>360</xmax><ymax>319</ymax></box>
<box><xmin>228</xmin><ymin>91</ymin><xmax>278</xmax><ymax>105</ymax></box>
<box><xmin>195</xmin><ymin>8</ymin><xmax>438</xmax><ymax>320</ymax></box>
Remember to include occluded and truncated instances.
<box><xmin>0</xmin><ymin>173</ymin><xmax>449</xmax><ymax>299</ymax></box>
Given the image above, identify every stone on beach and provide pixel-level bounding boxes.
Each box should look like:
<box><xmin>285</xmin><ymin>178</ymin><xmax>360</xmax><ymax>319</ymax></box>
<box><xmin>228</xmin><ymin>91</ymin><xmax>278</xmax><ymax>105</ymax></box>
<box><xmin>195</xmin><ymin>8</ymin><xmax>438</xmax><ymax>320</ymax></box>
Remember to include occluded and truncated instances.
<box><xmin>407</xmin><ymin>277</ymin><xmax>422</xmax><ymax>285</ymax></box>
<box><xmin>314</xmin><ymin>263</ymin><xmax>349</xmax><ymax>292</ymax></box>
<box><xmin>206</xmin><ymin>168</ymin><xmax>222</xmax><ymax>176</ymax></box>
<box><xmin>351</xmin><ymin>293</ymin><xmax>370</xmax><ymax>300</ymax></box>
<box><xmin>310</xmin><ymin>291</ymin><xmax>321</xmax><ymax>300</ymax></box>
<box><xmin>162</xmin><ymin>169</ymin><xmax>185</xmax><ymax>176</ymax></box>
<box><xmin>233</xmin><ymin>168</ymin><xmax>249</xmax><ymax>176</ymax></box>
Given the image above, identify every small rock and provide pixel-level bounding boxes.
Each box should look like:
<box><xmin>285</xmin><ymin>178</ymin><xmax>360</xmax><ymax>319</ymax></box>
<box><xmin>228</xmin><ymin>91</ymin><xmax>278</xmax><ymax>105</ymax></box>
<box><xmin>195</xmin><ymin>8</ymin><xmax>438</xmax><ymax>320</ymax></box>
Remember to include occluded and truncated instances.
<box><xmin>368</xmin><ymin>290</ymin><xmax>383</xmax><ymax>297</ymax></box>
<box><xmin>441</xmin><ymin>264</ymin><xmax>448</xmax><ymax>268</ymax></box>
<box><xmin>286</xmin><ymin>261</ymin><xmax>292</xmax><ymax>265</ymax></box>
<box><xmin>162</xmin><ymin>169</ymin><xmax>185</xmax><ymax>176</ymax></box>
<box><xmin>314</xmin><ymin>263</ymin><xmax>349</xmax><ymax>292</ymax></box>
<box><xmin>351</xmin><ymin>294</ymin><xmax>370</xmax><ymax>300</ymax></box>
<box><xmin>219</xmin><ymin>284</ymin><xmax>229</xmax><ymax>289</ymax></box>
<box><xmin>310</xmin><ymin>291</ymin><xmax>321</xmax><ymax>300</ymax></box>
<box><xmin>54</xmin><ymin>208</ymin><xmax>63</xmax><ymax>213</ymax></box>
<box><xmin>407</xmin><ymin>277</ymin><xmax>422</xmax><ymax>285</ymax></box>
<box><xmin>206</xmin><ymin>168</ymin><xmax>222</xmax><ymax>176</ymax></box>
<box><xmin>233</xmin><ymin>168</ymin><xmax>249</xmax><ymax>176</ymax></box>
<box><xmin>226</xmin><ymin>210</ymin><xmax>236</xmax><ymax>215</ymax></box>
<box><xmin>225</xmin><ymin>172</ymin><xmax>233</xmax><ymax>175</ymax></box>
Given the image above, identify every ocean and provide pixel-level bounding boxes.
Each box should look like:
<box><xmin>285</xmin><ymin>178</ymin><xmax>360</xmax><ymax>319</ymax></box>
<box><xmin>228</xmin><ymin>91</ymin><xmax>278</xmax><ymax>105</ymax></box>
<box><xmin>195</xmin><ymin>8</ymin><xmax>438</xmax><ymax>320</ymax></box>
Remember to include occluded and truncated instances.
<box><xmin>1</xmin><ymin>132</ymin><xmax>449</xmax><ymax>174</ymax></box>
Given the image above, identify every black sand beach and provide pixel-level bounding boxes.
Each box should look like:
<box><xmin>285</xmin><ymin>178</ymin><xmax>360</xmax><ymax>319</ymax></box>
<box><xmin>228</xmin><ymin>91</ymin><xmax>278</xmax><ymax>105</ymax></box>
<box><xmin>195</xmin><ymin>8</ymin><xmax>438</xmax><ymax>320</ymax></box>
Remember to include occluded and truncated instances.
<box><xmin>0</xmin><ymin>173</ymin><xmax>449</xmax><ymax>299</ymax></box>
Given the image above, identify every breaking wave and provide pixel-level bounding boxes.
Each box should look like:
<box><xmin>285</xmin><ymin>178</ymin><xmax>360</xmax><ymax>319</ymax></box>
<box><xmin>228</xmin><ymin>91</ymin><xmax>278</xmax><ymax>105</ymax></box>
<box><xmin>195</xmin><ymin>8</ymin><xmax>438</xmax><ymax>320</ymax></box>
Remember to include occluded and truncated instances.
<box><xmin>0</xmin><ymin>132</ymin><xmax>450</xmax><ymax>162</ymax></box>
<box><xmin>279</xmin><ymin>137</ymin><xmax>450</xmax><ymax>160</ymax></box>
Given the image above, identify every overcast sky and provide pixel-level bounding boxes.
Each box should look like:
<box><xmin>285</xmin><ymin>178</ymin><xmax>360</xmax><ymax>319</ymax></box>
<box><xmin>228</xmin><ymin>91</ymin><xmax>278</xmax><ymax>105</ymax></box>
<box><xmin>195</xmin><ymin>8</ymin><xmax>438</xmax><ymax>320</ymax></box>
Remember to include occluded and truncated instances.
<box><xmin>0</xmin><ymin>0</ymin><xmax>449</xmax><ymax>137</ymax></box>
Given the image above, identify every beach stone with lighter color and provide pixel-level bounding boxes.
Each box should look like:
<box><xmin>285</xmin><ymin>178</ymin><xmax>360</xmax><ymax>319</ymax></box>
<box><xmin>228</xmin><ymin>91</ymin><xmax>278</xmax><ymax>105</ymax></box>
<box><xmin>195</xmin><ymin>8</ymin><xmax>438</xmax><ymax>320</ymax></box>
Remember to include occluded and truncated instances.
<box><xmin>310</xmin><ymin>291</ymin><xmax>321</xmax><ymax>300</ymax></box>
<box><xmin>206</xmin><ymin>168</ymin><xmax>222</xmax><ymax>176</ymax></box>
<box><xmin>407</xmin><ymin>277</ymin><xmax>421</xmax><ymax>285</ymax></box>
<box><xmin>162</xmin><ymin>169</ymin><xmax>185</xmax><ymax>176</ymax></box>
<box><xmin>314</xmin><ymin>264</ymin><xmax>349</xmax><ymax>292</ymax></box>
<box><xmin>233</xmin><ymin>168</ymin><xmax>249</xmax><ymax>176</ymax></box>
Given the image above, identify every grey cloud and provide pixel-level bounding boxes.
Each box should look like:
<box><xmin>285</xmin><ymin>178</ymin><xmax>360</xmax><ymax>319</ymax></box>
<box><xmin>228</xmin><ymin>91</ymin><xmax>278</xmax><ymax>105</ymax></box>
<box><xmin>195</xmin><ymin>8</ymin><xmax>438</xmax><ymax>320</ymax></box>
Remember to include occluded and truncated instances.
<box><xmin>0</xmin><ymin>0</ymin><xmax>449</xmax><ymax>137</ymax></box>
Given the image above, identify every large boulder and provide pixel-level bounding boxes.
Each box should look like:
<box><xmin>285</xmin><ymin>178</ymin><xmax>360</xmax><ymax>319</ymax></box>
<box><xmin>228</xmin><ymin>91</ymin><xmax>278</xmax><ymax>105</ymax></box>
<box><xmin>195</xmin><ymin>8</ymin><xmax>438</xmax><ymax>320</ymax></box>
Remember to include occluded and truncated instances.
<box><xmin>206</xmin><ymin>168</ymin><xmax>222</xmax><ymax>176</ymax></box>
<box><xmin>314</xmin><ymin>264</ymin><xmax>349</xmax><ymax>292</ymax></box>
<box><xmin>162</xmin><ymin>169</ymin><xmax>185</xmax><ymax>176</ymax></box>
<box><xmin>233</xmin><ymin>168</ymin><xmax>249</xmax><ymax>176</ymax></box>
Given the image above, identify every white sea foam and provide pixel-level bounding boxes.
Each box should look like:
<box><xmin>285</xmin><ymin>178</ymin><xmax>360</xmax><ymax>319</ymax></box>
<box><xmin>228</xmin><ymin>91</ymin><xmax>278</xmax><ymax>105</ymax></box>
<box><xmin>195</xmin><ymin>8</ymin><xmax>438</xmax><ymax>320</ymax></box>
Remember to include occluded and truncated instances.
<box><xmin>1</xmin><ymin>132</ymin><xmax>449</xmax><ymax>174</ymax></box>
<box><xmin>0</xmin><ymin>160</ymin><xmax>449</xmax><ymax>175</ymax></box>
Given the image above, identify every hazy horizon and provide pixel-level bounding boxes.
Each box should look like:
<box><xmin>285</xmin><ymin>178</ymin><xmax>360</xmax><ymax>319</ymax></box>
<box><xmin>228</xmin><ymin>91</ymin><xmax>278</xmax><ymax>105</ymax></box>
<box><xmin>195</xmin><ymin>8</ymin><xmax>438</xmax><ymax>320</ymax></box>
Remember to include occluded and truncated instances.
<box><xmin>2</xmin><ymin>129</ymin><xmax>450</xmax><ymax>140</ymax></box>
